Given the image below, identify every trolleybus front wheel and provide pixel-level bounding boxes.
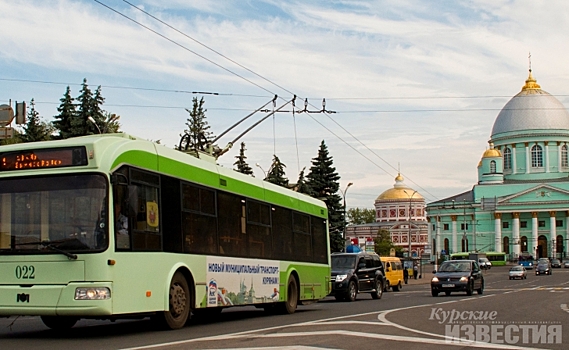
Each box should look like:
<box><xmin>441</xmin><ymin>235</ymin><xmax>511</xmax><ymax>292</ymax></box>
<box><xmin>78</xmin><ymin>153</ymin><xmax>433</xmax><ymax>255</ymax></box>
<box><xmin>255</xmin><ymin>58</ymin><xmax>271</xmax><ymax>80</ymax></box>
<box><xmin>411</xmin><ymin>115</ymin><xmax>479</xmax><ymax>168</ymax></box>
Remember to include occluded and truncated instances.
<box><xmin>40</xmin><ymin>316</ymin><xmax>78</xmax><ymax>330</ymax></box>
<box><xmin>154</xmin><ymin>271</ymin><xmax>191</xmax><ymax>329</ymax></box>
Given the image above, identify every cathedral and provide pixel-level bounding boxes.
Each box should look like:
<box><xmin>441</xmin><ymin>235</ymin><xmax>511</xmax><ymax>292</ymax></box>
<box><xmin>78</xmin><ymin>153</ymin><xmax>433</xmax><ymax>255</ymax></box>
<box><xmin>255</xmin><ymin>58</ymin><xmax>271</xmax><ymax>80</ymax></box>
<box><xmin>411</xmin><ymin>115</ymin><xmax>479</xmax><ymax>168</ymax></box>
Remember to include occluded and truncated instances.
<box><xmin>345</xmin><ymin>174</ymin><xmax>429</xmax><ymax>257</ymax></box>
<box><xmin>426</xmin><ymin>70</ymin><xmax>569</xmax><ymax>260</ymax></box>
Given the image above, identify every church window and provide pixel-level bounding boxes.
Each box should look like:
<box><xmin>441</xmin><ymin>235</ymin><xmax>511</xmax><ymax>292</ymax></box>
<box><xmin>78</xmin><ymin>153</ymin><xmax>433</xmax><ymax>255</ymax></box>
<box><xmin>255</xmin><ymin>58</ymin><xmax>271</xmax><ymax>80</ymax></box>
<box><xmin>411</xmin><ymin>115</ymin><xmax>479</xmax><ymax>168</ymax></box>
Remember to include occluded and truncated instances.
<box><xmin>503</xmin><ymin>147</ymin><xmax>512</xmax><ymax>170</ymax></box>
<box><xmin>502</xmin><ymin>222</ymin><xmax>509</xmax><ymax>229</ymax></box>
<box><xmin>490</xmin><ymin>160</ymin><xmax>496</xmax><ymax>173</ymax></box>
<box><xmin>531</xmin><ymin>145</ymin><xmax>543</xmax><ymax>168</ymax></box>
<box><xmin>556</xmin><ymin>220</ymin><xmax>563</xmax><ymax>227</ymax></box>
<box><xmin>562</xmin><ymin>145</ymin><xmax>568</xmax><ymax>167</ymax></box>
<box><xmin>538</xmin><ymin>220</ymin><xmax>545</xmax><ymax>227</ymax></box>
<box><xmin>520</xmin><ymin>221</ymin><xmax>527</xmax><ymax>228</ymax></box>
<box><xmin>443</xmin><ymin>223</ymin><xmax>449</xmax><ymax>230</ymax></box>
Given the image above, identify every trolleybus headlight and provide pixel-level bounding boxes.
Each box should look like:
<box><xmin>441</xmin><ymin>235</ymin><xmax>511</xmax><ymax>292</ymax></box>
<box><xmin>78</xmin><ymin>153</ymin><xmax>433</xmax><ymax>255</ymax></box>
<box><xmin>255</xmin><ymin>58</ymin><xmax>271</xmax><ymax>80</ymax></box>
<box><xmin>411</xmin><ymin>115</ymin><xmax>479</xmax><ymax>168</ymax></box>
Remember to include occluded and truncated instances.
<box><xmin>75</xmin><ymin>287</ymin><xmax>111</xmax><ymax>300</ymax></box>
<box><xmin>335</xmin><ymin>274</ymin><xmax>348</xmax><ymax>282</ymax></box>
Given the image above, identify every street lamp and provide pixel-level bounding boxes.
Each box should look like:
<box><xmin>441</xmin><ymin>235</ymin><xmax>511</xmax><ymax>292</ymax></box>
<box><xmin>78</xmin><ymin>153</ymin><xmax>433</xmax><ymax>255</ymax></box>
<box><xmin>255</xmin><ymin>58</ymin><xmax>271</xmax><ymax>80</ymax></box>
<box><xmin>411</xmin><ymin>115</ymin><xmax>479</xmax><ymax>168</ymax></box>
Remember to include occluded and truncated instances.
<box><xmin>255</xmin><ymin>163</ymin><xmax>266</xmax><ymax>179</ymax></box>
<box><xmin>87</xmin><ymin>116</ymin><xmax>101</xmax><ymax>134</ymax></box>
<box><xmin>403</xmin><ymin>190</ymin><xmax>418</xmax><ymax>258</ymax></box>
<box><xmin>340</xmin><ymin>182</ymin><xmax>353</xmax><ymax>251</ymax></box>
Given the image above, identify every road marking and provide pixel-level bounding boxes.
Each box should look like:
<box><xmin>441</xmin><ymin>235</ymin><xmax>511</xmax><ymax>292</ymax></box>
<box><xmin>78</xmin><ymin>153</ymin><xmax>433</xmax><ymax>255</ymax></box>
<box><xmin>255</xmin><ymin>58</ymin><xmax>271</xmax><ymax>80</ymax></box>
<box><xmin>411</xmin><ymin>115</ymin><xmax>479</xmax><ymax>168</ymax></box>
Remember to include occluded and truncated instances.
<box><xmin>122</xmin><ymin>329</ymin><xmax>537</xmax><ymax>350</ymax></box>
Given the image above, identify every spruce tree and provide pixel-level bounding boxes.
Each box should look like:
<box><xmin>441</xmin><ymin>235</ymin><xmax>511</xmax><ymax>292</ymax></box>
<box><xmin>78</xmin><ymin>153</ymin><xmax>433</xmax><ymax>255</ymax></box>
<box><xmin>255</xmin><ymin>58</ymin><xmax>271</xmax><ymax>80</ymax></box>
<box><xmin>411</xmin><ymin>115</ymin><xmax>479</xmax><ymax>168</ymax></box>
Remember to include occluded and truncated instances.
<box><xmin>52</xmin><ymin>86</ymin><xmax>76</xmax><ymax>139</ymax></box>
<box><xmin>89</xmin><ymin>85</ymin><xmax>106</xmax><ymax>132</ymax></box>
<box><xmin>179</xmin><ymin>97</ymin><xmax>215</xmax><ymax>152</ymax></box>
<box><xmin>306</xmin><ymin>140</ymin><xmax>344</xmax><ymax>252</ymax></box>
<box><xmin>266</xmin><ymin>155</ymin><xmax>288</xmax><ymax>187</ymax></box>
<box><xmin>72</xmin><ymin>78</ymin><xmax>95</xmax><ymax>136</ymax></box>
<box><xmin>294</xmin><ymin>167</ymin><xmax>312</xmax><ymax>194</ymax></box>
<box><xmin>20</xmin><ymin>99</ymin><xmax>52</xmax><ymax>143</ymax></box>
<box><xmin>234</xmin><ymin>142</ymin><xmax>254</xmax><ymax>176</ymax></box>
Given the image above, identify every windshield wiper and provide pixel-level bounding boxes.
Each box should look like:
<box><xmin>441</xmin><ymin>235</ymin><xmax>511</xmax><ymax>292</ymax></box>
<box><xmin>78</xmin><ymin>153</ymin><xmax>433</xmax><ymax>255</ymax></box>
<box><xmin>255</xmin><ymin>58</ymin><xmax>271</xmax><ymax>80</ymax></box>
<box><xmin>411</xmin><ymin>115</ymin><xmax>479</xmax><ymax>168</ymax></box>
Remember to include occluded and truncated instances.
<box><xmin>15</xmin><ymin>240</ymin><xmax>78</xmax><ymax>260</ymax></box>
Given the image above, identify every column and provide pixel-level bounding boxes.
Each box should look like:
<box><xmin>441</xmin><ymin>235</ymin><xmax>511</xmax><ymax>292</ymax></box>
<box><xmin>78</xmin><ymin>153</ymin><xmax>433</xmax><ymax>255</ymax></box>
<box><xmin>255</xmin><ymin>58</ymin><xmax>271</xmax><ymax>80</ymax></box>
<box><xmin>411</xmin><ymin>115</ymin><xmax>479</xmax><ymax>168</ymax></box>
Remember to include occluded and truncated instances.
<box><xmin>545</xmin><ymin>141</ymin><xmax>550</xmax><ymax>173</ymax></box>
<box><xmin>513</xmin><ymin>212</ymin><xmax>520</xmax><ymax>258</ymax></box>
<box><xmin>427</xmin><ymin>217</ymin><xmax>432</xmax><ymax>248</ymax></box>
<box><xmin>451</xmin><ymin>215</ymin><xmax>457</xmax><ymax>254</ymax></box>
<box><xmin>471</xmin><ymin>215</ymin><xmax>477</xmax><ymax>252</ymax></box>
<box><xmin>436</xmin><ymin>217</ymin><xmax>441</xmax><ymax>261</ymax></box>
<box><xmin>566</xmin><ymin>211</ymin><xmax>569</xmax><ymax>259</ymax></box>
<box><xmin>550</xmin><ymin>211</ymin><xmax>557</xmax><ymax>258</ymax></box>
<box><xmin>494</xmin><ymin>213</ymin><xmax>502</xmax><ymax>253</ymax></box>
<box><xmin>558</xmin><ymin>142</ymin><xmax>562</xmax><ymax>172</ymax></box>
<box><xmin>532</xmin><ymin>212</ymin><xmax>538</xmax><ymax>258</ymax></box>
<box><xmin>525</xmin><ymin>143</ymin><xmax>530</xmax><ymax>174</ymax></box>
<box><xmin>512</xmin><ymin>144</ymin><xmax>517</xmax><ymax>174</ymax></box>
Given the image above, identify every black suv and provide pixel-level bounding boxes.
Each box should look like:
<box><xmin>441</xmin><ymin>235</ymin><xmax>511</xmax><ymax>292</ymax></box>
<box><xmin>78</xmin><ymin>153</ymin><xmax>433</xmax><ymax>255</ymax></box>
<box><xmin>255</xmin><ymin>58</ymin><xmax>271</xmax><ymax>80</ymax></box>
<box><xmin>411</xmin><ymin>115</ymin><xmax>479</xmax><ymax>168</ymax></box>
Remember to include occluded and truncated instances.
<box><xmin>330</xmin><ymin>252</ymin><xmax>386</xmax><ymax>302</ymax></box>
<box><xmin>431</xmin><ymin>260</ymin><xmax>484</xmax><ymax>297</ymax></box>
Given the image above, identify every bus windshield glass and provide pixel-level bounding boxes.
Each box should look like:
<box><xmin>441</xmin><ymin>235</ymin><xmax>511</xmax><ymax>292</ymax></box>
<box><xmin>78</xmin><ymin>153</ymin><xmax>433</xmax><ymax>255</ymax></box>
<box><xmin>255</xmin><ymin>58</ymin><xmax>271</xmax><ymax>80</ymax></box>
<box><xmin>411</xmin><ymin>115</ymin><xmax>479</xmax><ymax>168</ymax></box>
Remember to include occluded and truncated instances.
<box><xmin>0</xmin><ymin>174</ymin><xmax>107</xmax><ymax>254</ymax></box>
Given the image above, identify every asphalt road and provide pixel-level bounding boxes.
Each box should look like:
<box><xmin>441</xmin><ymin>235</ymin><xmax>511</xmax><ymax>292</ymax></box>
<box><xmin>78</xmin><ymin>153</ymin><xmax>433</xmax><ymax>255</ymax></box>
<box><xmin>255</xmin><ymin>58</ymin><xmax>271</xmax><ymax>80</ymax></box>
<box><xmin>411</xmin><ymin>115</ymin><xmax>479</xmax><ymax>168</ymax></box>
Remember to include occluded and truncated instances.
<box><xmin>1</xmin><ymin>265</ymin><xmax>569</xmax><ymax>350</ymax></box>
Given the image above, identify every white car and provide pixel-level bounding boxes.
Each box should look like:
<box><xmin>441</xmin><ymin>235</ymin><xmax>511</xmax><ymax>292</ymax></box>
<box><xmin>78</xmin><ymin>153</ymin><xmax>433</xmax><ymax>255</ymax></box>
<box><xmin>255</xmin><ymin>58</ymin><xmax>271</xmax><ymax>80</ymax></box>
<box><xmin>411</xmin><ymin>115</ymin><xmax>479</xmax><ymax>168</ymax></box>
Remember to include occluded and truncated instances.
<box><xmin>479</xmin><ymin>258</ymin><xmax>492</xmax><ymax>269</ymax></box>
<box><xmin>509</xmin><ymin>266</ymin><xmax>527</xmax><ymax>280</ymax></box>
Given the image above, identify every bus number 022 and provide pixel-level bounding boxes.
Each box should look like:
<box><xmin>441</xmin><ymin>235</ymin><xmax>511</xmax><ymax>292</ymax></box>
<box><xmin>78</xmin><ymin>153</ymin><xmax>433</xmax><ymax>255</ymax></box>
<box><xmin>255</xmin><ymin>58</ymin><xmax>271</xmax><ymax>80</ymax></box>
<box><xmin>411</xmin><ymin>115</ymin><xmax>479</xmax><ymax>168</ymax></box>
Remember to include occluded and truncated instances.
<box><xmin>15</xmin><ymin>265</ymin><xmax>35</xmax><ymax>279</ymax></box>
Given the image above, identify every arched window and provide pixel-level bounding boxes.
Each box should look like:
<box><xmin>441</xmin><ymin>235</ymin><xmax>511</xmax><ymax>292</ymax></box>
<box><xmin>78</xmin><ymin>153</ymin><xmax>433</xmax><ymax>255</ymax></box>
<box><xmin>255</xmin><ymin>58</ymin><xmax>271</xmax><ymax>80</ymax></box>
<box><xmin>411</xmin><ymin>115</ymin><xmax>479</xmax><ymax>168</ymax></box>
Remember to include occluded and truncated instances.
<box><xmin>562</xmin><ymin>145</ymin><xmax>568</xmax><ymax>167</ymax></box>
<box><xmin>503</xmin><ymin>236</ymin><xmax>510</xmax><ymax>254</ymax></box>
<box><xmin>531</xmin><ymin>145</ymin><xmax>543</xmax><ymax>168</ymax></box>
<box><xmin>490</xmin><ymin>160</ymin><xmax>496</xmax><ymax>173</ymax></box>
<box><xmin>503</xmin><ymin>147</ymin><xmax>512</xmax><ymax>170</ymax></box>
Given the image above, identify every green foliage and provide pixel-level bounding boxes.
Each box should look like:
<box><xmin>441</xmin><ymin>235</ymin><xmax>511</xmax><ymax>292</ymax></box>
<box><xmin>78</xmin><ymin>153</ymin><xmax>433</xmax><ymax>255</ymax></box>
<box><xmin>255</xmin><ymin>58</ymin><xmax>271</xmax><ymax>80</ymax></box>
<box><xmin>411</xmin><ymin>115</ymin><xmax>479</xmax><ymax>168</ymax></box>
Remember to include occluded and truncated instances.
<box><xmin>179</xmin><ymin>97</ymin><xmax>215</xmax><ymax>152</ymax></box>
<box><xmin>306</xmin><ymin>140</ymin><xmax>344</xmax><ymax>252</ymax></box>
<box><xmin>266</xmin><ymin>155</ymin><xmax>288</xmax><ymax>187</ymax></box>
<box><xmin>374</xmin><ymin>229</ymin><xmax>400</xmax><ymax>256</ymax></box>
<box><xmin>19</xmin><ymin>99</ymin><xmax>53</xmax><ymax>143</ymax></box>
<box><xmin>294</xmin><ymin>167</ymin><xmax>312</xmax><ymax>195</ymax></box>
<box><xmin>52</xmin><ymin>86</ymin><xmax>76</xmax><ymax>139</ymax></box>
<box><xmin>234</xmin><ymin>142</ymin><xmax>254</xmax><ymax>176</ymax></box>
<box><xmin>0</xmin><ymin>129</ymin><xmax>22</xmax><ymax>145</ymax></box>
<box><xmin>53</xmin><ymin>79</ymin><xmax>119</xmax><ymax>139</ymax></box>
<box><xmin>347</xmin><ymin>208</ymin><xmax>376</xmax><ymax>225</ymax></box>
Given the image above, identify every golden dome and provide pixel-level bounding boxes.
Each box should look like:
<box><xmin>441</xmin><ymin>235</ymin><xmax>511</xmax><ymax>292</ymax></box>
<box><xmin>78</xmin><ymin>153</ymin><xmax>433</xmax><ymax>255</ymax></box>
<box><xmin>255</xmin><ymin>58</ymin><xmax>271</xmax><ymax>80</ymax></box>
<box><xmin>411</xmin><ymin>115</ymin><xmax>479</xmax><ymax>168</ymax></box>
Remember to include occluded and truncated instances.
<box><xmin>521</xmin><ymin>70</ymin><xmax>541</xmax><ymax>91</ymax></box>
<box><xmin>482</xmin><ymin>142</ymin><xmax>501</xmax><ymax>158</ymax></box>
<box><xmin>376</xmin><ymin>173</ymin><xmax>423</xmax><ymax>200</ymax></box>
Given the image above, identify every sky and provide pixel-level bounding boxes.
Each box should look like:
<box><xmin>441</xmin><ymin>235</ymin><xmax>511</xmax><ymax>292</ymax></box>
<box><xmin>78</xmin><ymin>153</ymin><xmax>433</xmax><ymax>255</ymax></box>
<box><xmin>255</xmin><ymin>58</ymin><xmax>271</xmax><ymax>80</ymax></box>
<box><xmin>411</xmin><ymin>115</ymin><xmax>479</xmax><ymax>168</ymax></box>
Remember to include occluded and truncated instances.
<box><xmin>2</xmin><ymin>0</ymin><xmax>569</xmax><ymax>209</ymax></box>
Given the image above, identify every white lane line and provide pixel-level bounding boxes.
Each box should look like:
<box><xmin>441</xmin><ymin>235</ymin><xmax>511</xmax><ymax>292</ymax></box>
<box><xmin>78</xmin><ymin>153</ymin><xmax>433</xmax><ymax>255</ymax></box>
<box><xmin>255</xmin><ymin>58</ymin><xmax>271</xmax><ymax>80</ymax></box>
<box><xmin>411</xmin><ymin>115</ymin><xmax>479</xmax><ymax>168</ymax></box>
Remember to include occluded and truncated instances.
<box><xmin>123</xmin><ymin>329</ymin><xmax>537</xmax><ymax>350</ymax></box>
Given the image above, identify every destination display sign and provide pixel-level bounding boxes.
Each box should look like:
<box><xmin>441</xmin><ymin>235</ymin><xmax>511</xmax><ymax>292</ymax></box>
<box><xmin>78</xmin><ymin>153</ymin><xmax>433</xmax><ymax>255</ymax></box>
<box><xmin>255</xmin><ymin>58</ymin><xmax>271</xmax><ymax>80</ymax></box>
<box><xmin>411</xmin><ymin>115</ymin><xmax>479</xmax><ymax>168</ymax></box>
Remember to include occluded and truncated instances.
<box><xmin>0</xmin><ymin>147</ymin><xmax>88</xmax><ymax>171</ymax></box>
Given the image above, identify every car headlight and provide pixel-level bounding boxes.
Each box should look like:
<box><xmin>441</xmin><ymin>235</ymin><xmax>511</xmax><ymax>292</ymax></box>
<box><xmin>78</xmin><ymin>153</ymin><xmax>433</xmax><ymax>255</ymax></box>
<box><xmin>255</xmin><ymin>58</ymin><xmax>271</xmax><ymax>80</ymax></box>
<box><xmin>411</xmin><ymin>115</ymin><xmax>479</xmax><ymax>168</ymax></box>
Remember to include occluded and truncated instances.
<box><xmin>431</xmin><ymin>276</ymin><xmax>439</xmax><ymax>282</ymax></box>
<box><xmin>75</xmin><ymin>287</ymin><xmax>111</xmax><ymax>300</ymax></box>
<box><xmin>459</xmin><ymin>276</ymin><xmax>468</xmax><ymax>282</ymax></box>
<box><xmin>335</xmin><ymin>274</ymin><xmax>348</xmax><ymax>282</ymax></box>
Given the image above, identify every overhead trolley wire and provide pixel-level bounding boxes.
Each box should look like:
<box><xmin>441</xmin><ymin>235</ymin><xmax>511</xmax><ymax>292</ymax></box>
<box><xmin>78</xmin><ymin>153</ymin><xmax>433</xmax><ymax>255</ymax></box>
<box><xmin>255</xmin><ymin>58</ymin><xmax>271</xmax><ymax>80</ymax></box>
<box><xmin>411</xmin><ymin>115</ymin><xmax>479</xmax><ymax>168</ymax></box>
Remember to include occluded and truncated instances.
<box><xmin>93</xmin><ymin>0</ymin><xmax>443</xmax><ymax>201</ymax></box>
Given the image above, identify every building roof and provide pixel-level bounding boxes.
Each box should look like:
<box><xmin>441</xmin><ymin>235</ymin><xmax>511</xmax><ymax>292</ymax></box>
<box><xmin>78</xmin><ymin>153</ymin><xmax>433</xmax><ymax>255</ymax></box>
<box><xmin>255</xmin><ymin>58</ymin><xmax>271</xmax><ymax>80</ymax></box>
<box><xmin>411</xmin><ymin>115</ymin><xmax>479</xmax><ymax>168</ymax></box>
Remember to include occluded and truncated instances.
<box><xmin>376</xmin><ymin>173</ymin><xmax>423</xmax><ymax>200</ymax></box>
<box><xmin>491</xmin><ymin>70</ymin><xmax>569</xmax><ymax>137</ymax></box>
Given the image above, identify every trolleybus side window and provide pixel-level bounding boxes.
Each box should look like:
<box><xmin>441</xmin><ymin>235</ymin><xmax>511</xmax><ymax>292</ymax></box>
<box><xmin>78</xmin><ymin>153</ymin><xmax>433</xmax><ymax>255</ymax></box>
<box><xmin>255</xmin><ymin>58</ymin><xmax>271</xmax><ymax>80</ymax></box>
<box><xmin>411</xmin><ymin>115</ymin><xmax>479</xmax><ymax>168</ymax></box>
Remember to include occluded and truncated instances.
<box><xmin>293</xmin><ymin>212</ymin><xmax>311</xmax><ymax>260</ymax></box>
<box><xmin>217</xmin><ymin>192</ymin><xmax>246</xmax><ymax>257</ymax></box>
<box><xmin>129</xmin><ymin>168</ymin><xmax>161</xmax><ymax>251</ymax></box>
<box><xmin>161</xmin><ymin>176</ymin><xmax>183</xmax><ymax>253</ymax></box>
<box><xmin>311</xmin><ymin>217</ymin><xmax>328</xmax><ymax>264</ymax></box>
<box><xmin>272</xmin><ymin>206</ymin><xmax>293</xmax><ymax>260</ymax></box>
<box><xmin>246</xmin><ymin>199</ymin><xmax>271</xmax><ymax>259</ymax></box>
<box><xmin>182</xmin><ymin>182</ymin><xmax>218</xmax><ymax>255</ymax></box>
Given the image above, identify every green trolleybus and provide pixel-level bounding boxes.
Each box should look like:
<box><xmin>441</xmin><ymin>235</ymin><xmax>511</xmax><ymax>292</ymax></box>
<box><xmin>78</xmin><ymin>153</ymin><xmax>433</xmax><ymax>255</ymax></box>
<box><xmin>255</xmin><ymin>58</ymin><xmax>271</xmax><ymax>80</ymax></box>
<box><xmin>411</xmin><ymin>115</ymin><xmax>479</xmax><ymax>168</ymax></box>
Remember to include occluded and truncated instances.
<box><xmin>0</xmin><ymin>134</ymin><xmax>330</xmax><ymax>330</ymax></box>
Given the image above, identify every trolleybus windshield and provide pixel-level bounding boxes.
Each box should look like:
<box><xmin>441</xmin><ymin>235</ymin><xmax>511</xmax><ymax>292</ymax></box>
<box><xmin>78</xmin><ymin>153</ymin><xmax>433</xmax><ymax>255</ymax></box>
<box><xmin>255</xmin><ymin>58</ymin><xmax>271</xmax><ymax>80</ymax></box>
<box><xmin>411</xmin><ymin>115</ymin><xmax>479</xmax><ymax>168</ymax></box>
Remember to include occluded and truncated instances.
<box><xmin>0</xmin><ymin>174</ymin><xmax>107</xmax><ymax>253</ymax></box>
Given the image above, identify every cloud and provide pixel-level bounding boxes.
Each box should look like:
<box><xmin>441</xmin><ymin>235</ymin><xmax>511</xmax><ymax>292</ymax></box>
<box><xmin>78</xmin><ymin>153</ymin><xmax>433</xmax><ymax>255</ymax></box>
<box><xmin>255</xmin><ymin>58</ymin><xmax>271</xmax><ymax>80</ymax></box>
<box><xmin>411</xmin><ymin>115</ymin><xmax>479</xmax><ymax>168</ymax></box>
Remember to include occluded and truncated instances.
<box><xmin>1</xmin><ymin>0</ymin><xmax>569</xmax><ymax>209</ymax></box>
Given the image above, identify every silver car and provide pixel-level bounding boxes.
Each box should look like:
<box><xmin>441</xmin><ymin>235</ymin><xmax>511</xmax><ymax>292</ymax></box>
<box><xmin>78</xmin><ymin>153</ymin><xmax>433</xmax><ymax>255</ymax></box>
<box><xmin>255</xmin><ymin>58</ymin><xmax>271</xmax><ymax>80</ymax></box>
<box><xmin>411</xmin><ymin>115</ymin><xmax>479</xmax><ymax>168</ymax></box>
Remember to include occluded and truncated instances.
<box><xmin>509</xmin><ymin>266</ymin><xmax>527</xmax><ymax>280</ymax></box>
